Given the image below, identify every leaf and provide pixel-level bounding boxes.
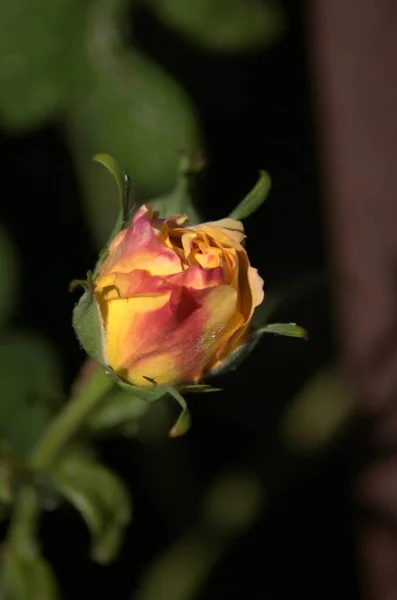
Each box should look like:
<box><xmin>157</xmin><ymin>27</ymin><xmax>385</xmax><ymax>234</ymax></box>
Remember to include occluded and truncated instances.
<box><xmin>72</xmin><ymin>291</ymin><xmax>106</xmax><ymax>365</ymax></box>
<box><xmin>143</xmin><ymin>0</ymin><xmax>284</xmax><ymax>53</ymax></box>
<box><xmin>52</xmin><ymin>455</ymin><xmax>131</xmax><ymax>564</ymax></box>
<box><xmin>0</xmin><ymin>0</ymin><xmax>87</xmax><ymax>130</ymax></box>
<box><xmin>0</xmin><ymin>549</ymin><xmax>59</xmax><ymax>600</ymax></box>
<box><xmin>68</xmin><ymin>15</ymin><xmax>200</xmax><ymax>246</ymax></box>
<box><xmin>280</xmin><ymin>366</ymin><xmax>355</xmax><ymax>453</ymax></box>
<box><xmin>0</xmin><ymin>331</ymin><xmax>62</xmax><ymax>456</ymax></box>
<box><xmin>229</xmin><ymin>170</ymin><xmax>271</xmax><ymax>220</ymax></box>
<box><xmin>0</xmin><ymin>227</ymin><xmax>19</xmax><ymax>330</ymax></box>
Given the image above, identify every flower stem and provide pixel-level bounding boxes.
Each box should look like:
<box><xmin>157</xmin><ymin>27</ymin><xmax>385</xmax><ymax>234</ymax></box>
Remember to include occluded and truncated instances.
<box><xmin>7</xmin><ymin>484</ymin><xmax>40</xmax><ymax>555</ymax></box>
<box><xmin>29</xmin><ymin>367</ymin><xmax>114</xmax><ymax>471</ymax></box>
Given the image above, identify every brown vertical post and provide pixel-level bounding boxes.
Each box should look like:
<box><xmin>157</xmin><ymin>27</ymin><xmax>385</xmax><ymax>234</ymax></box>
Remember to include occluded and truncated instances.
<box><xmin>309</xmin><ymin>1</ymin><xmax>397</xmax><ymax>597</ymax></box>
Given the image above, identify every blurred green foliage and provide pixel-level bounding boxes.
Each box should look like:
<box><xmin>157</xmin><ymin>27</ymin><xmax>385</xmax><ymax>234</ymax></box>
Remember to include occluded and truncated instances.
<box><xmin>0</xmin><ymin>0</ymin><xmax>282</xmax><ymax>248</ymax></box>
<box><xmin>0</xmin><ymin>332</ymin><xmax>62</xmax><ymax>457</ymax></box>
<box><xmin>2</xmin><ymin>543</ymin><xmax>59</xmax><ymax>600</ymax></box>
<box><xmin>52</xmin><ymin>452</ymin><xmax>131</xmax><ymax>564</ymax></box>
<box><xmin>0</xmin><ymin>1</ymin><xmax>356</xmax><ymax>598</ymax></box>
<box><xmin>143</xmin><ymin>0</ymin><xmax>284</xmax><ymax>53</ymax></box>
<box><xmin>0</xmin><ymin>0</ymin><xmax>86</xmax><ymax>129</ymax></box>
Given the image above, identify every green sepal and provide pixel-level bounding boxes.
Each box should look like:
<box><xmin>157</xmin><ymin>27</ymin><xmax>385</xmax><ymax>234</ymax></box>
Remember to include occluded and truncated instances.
<box><xmin>258</xmin><ymin>322</ymin><xmax>307</xmax><ymax>339</ymax></box>
<box><xmin>209</xmin><ymin>322</ymin><xmax>306</xmax><ymax>378</ymax></box>
<box><xmin>108</xmin><ymin>370</ymin><xmax>169</xmax><ymax>402</ymax></box>
<box><xmin>180</xmin><ymin>384</ymin><xmax>222</xmax><ymax>394</ymax></box>
<box><xmin>148</xmin><ymin>152</ymin><xmax>202</xmax><ymax>224</ymax></box>
<box><xmin>72</xmin><ymin>290</ymin><xmax>106</xmax><ymax>365</ymax></box>
<box><xmin>93</xmin><ymin>153</ymin><xmax>133</xmax><ymax>229</ymax></box>
<box><xmin>209</xmin><ymin>332</ymin><xmax>263</xmax><ymax>377</ymax></box>
<box><xmin>164</xmin><ymin>387</ymin><xmax>191</xmax><ymax>438</ymax></box>
<box><xmin>68</xmin><ymin>278</ymin><xmax>90</xmax><ymax>293</ymax></box>
<box><xmin>88</xmin><ymin>374</ymin><xmax>214</xmax><ymax>435</ymax></box>
<box><xmin>91</xmin><ymin>153</ymin><xmax>134</xmax><ymax>277</ymax></box>
<box><xmin>106</xmin><ymin>374</ymin><xmax>191</xmax><ymax>438</ymax></box>
<box><xmin>229</xmin><ymin>170</ymin><xmax>271</xmax><ymax>220</ymax></box>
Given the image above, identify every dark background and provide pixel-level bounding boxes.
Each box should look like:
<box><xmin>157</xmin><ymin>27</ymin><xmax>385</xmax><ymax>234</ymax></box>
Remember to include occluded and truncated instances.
<box><xmin>0</xmin><ymin>1</ymin><xmax>360</xmax><ymax>598</ymax></box>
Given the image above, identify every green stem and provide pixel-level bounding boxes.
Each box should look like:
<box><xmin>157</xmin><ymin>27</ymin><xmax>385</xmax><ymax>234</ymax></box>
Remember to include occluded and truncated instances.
<box><xmin>7</xmin><ymin>484</ymin><xmax>40</xmax><ymax>556</ymax></box>
<box><xmin>4</xmin><ymin>367</ymin><xmax>114</xmax><ymax>574</ymax></box>
<box><xmin>29</xmin><ymin>367</ymin><xmax>114</xmax><ymax>471</ymax></box>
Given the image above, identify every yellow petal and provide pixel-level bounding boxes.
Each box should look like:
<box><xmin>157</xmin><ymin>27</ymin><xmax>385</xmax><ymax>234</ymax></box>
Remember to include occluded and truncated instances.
<box><xmin>196</xmin><ymin>224</ymin><xmax>245</xmax><ymax>249</ymax></box>
<box><xmin>248</xmin><ymin>266</ymin><xmax>265</xmax><ymax>309</ymax></box>
<box><xmin>98</xmin><ymin>293</ymin><xmax>171</xmax><ymax>370</ymax></box>
<box><xmin>209</xmin><ymin>218</ymin><xmax>244</xmax><ymax>233</ymax></box>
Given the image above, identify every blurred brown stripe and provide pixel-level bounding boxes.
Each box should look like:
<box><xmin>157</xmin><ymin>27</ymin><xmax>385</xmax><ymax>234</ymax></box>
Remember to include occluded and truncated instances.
<box><xmin>308</xmin><ymin>0</ymin><xmax>397</xmax><ymax>414</ymax></box>
<box><xmin>309</xmin><ymin>2</ymin><xmax>397</xmax><ymax>598</ymax></box>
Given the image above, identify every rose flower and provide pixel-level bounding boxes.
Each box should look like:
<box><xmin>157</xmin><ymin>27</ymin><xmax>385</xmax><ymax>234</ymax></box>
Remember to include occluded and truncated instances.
<box><xmin>93</xmin><ymin>205</ymin><xmax>264</xmax><ymax>387</ymax></box>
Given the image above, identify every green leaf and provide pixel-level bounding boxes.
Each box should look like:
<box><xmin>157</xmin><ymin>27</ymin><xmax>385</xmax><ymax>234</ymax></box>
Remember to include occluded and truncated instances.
<box><xmin>0</xmin><ymin>0</ymin><xmax>87</xmax><ymax>130</ymax></box>
<box><xmin>259</xmin><ymin>322</ymin><xmax>307</xmax><ymax>339</ymax></box>
<box><xmin>68</xmin><ymin>27</ymin><xmax>200</xmax><ymax>246</ymax></box>
<box><xmin>143</xmin><ymin>0</ymin><xmax>284</xmax><ymax>53</ymax></box>
<box><xmin>229</xmin><ymin>170</ymin><xmax>271</xmax><ymax>220</ymax></box>
<box><xmin>72</xmin><ymin>291</ymin><xmax>106</xmax><ymax>365</ymax></box>
<box><xmin>280</xmin><ymin>366</ymin><xmax>354</xmax><ymax>453</ymax></box>
<box><xmin>0</xmin><ymin>331</ymin><xmax>62</xmax><ymax>456</ymax></box>
<box><xmin>0</xmin><ymin>227</ymin><xmax>19</xmax><ymax>329</ymax></box>
<box><xmin>0</xmin><ymin>549</ymin><xmax>59</xmax><ymax>600</ymax></box>
<box><xmin>0</xmin><ymin>452</ymin><xmax>14</xmax><ymax>505</ymax></box>
<box><xmin>52</xmin><ymin>455</ymin><xmax>131</xmax><ymax>564</ymax></box>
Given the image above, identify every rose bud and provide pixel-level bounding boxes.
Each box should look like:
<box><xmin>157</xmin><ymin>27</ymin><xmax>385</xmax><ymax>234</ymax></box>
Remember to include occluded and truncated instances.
<box><xmin>88</xmin><ymin>205</ymin><xmax>264</xmax><ymax>388</ymax></box>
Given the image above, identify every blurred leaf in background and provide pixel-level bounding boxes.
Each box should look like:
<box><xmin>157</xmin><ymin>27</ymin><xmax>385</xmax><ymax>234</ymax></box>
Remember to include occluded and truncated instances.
<box><xmin>1</xmin><ymin>543</ymin><xmax>60</xmax><ymax>600</ymax></box>
<box><xmin>133</xmin><ymin>471</ymin><xmax>264</xmax><ymax>600</ymax></box>
<box><xmin>0</xmin><ymin>0</ymin><xmax>87</xmax><ymax>130</ymax></box>
<box><xmin>68</xmin><ymin>0</ymin><xmax>201</xmax><ymax>247</ymax></box>
<box><xmin>52</xmin><ymin>453</ymin><xmax>131</xmax><ymax>564</ymax></box>
<box><xmin>141</xmin><ymin>0</ymin><xmax>284</xmax><ymax>53</ymax></box>
<box><xmin>0</xmin><ymin>332</ymin><xmax>63</xmax><ymax>457</ymax></box>
<box><xmin>280</xmin><ymin>365</ymin><xmax>355</xmax><ymax>454</ymax></box>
